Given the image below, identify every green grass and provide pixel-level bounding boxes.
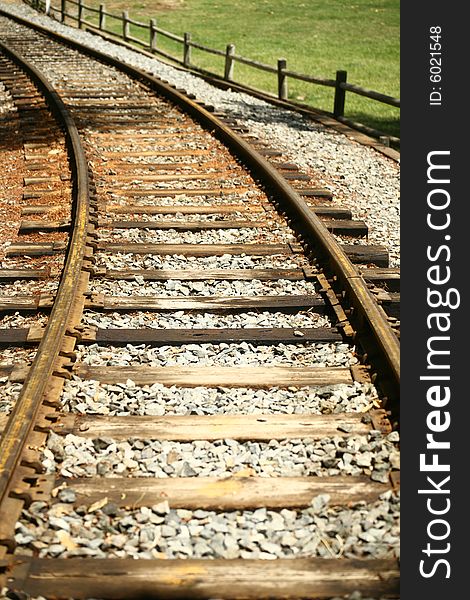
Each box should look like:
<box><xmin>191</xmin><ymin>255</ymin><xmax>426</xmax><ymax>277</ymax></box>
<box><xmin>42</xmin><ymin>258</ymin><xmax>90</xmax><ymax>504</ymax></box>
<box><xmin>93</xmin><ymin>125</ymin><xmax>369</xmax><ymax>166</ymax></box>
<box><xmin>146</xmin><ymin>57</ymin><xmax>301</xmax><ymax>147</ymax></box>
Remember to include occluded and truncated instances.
<box><xmin>77</xmin><ymin>0</ymin><xmax>399</xmax><ymax>138</ymax></box>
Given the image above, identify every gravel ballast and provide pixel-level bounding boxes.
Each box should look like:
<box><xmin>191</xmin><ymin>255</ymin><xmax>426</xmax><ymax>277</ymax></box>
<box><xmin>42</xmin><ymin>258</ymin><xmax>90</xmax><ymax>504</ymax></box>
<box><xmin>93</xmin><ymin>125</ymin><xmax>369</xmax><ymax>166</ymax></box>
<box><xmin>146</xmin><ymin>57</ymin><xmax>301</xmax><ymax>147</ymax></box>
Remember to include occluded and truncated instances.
<box><xmin>76</xmin><ymin>342</ymin><xmax>357</xmax><ymax>367</ymax></box>
<box><xmin>42</xmin><ymin>431</ymin><xmax>399</xmax><ymax>481</ymax></box>
<box><xmin>0</xmin><ymin>312</ymin><xmax>48</xmax><ymax>329</ymax></box>
<box><xmin>61</xmin><ymin>377</ymin><xmax>380</xmax><ymax>416</ymax></box>
<box><xmin>15</xmin><ymin>492</ymin><xmax>399</xmax><ymax>560</ymax></box>
<box><xmin>106</xmin><ymin>212</ymin><xmax>279</xmax><ymax>223</ymax></box>
<box><xmin>0</xmin><ymin>280</ymin><xmax>59</xmax><ymax>296</ymax></box>
<box><xmin>88</xmin><ymin>278</ymin><xmax>318</xmax><ymax>297</ymax></box>
<box><xmin>104</xmin><ymin>189</ymin><xmax>264</xmax><ymax>206</ymax></box>
<box><xmin>0</xmin><ymin>379</ymin><xmax>22</xmax><ymax>415</ymax></box>
<box><xmin>81</xmin><ymin>309</ymin><xmax>331</xmax><ymax>330</ymax></box>
<box><xmin>94</xmin><ymin>253</ymin><xmax>309</xmax><ymax>270</ymax></box>
<box><xmin>97</xmin><ymin>227</ymin><xmax>296</xmax><ymax>245</ymax></box>
<box><xmin>0</xmin><ymin>347</ymin><xmax>36</xmax><ymax>364</ymax></box>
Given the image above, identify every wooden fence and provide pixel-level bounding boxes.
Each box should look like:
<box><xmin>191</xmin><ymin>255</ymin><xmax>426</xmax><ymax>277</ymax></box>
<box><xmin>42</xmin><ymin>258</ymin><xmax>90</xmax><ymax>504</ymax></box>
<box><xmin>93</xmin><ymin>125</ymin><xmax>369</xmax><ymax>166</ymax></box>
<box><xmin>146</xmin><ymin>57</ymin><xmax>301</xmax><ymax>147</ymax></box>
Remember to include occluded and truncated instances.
<box><xmin>25</xmin><ymin>0</ymin><xmax>400</xmax><ymax>138</ymax></box>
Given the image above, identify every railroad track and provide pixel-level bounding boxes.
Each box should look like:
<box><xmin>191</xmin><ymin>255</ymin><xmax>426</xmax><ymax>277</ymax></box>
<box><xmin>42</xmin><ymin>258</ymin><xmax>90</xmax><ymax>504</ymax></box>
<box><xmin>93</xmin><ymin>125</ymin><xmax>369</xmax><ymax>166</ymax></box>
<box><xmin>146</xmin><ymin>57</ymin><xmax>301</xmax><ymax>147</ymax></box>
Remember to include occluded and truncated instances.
<box><xmin>0</xmin><ymin>8</ymin><xmax>400</xmax><ymax>599</ymax></box>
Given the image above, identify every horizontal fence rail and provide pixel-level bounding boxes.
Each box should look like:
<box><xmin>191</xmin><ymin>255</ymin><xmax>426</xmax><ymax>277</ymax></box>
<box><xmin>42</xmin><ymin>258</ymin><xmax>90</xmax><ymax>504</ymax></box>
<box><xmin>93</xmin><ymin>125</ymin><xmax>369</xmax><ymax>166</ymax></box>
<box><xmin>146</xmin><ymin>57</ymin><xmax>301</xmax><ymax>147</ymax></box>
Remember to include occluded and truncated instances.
<box><xmin>25</xmin><ymin>0</ymin><xmax>400</xmax><ymax>141</ymax></box>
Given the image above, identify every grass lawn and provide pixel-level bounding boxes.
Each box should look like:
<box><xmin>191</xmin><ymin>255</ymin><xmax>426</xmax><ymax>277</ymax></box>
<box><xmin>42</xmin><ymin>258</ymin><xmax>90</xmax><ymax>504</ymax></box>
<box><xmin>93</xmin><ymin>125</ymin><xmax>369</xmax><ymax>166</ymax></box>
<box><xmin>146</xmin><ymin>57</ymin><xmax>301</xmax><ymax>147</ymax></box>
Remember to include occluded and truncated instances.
<box><xmin>76</xmin><ymin>0</ymin><xmax>400</xmax><ymax>138</ymax></box>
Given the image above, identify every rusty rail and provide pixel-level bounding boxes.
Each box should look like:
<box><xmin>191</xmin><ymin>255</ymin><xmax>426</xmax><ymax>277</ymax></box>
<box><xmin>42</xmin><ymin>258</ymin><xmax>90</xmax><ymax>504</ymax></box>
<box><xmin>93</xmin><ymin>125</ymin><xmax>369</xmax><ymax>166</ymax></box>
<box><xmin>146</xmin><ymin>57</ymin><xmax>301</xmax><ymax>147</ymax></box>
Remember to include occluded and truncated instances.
<box><xmin>0</xmin><ymin>41</ymin><xmax>90</xmax><ymax>509</ymax></box>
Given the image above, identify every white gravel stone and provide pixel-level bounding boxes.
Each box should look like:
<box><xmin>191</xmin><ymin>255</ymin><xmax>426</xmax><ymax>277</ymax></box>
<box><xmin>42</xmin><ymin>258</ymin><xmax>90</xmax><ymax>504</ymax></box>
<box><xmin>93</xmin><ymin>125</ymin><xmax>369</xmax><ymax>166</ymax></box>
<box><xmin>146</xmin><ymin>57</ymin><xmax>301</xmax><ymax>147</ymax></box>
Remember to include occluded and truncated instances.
<box><xmin>104</xmin><ymin>177</ymin><xmax>252</xmax><ymax>190</ymax></box>
<box><xmin>97</xmin><ymin>227</ymin><xmax>295</xmax><ymax>245</ymax></box>
<box><xmin>81</xmin><ymin>309</ymin><xmax>330</xmax><ymax>330</ymax></box>
<box><xmin>41</xmin><ymin>432</ymin><xmax>399</xmax><ymax>480</ymax></box>
<box><xmin>0</xmin><ymin>379</ymin><xmax>22</xmax><ymax>415</ymax></box>
<box><xmin>76</xmin><ymin>342</ymin><xmax>357</xmax><ymax>368</ymax></box>
<box><xmin>88</xmin><ymin>278</ymin><xmax>317</xmax><ymax>297</ymax></box>
<box><xmin>108</xmin><ymin>212</ymin><xmax>275</xmax><ymax>223</ymax></box>
<box><xmin>0</xmin><ymin>281</ymin><xmax>58</xmax><ymax>296</ymax></box>
<box><xmin>0</xmin><ymin>255</ymin><xmax>64</xmax><ymax>272</ymax></box>
<box><xmin>15</xmin><ymin>492</ymin><xmax>399</xmax><ymax>560</ymax></box>
<box><xmin>95</xmin><ymin>253</ymin><xmax>309</xmax><ymax>270</ymax></box>
<box><xmin>61</xmin><ymin>376</ymin><xmax>379</xmax><ymax>416</ymax></box>
<box><xmin>0</xmin><ymin>84</ymin><xmax>15</xmax><ymax>115</ymax></box>
<box><xmin>0</xmin><ymin>347</ymin><xmax>36</xmax><ymax>364</ymax></box>
<box><xmin>0</xmin><ymin>312</ymin><xmax>48</xmax><ymax>329</ymax></box>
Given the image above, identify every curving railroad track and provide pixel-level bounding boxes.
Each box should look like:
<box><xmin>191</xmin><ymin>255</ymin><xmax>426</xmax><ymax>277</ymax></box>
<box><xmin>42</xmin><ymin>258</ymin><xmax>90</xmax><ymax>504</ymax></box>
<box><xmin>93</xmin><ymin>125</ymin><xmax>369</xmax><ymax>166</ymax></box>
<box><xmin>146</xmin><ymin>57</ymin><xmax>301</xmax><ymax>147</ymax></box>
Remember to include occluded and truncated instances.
<box><xmin>0</xmin><ymin>8</ymin><xmax>400</xmax><ymax>599</ymax></box>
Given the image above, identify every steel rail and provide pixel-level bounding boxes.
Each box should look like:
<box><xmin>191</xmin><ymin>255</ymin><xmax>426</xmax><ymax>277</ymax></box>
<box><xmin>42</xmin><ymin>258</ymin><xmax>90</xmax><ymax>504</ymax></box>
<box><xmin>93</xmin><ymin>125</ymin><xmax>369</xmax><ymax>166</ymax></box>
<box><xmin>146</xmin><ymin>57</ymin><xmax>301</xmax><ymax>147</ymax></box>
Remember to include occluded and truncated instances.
<box><xmin>0</xmin><ymin>8</ymin><xmax>400</xmax><ymax>408</ymax></box>
<box><xmin>0</xmin><ymin>41</ymin><xmax>90</xmax><ymax>508</ymax></box>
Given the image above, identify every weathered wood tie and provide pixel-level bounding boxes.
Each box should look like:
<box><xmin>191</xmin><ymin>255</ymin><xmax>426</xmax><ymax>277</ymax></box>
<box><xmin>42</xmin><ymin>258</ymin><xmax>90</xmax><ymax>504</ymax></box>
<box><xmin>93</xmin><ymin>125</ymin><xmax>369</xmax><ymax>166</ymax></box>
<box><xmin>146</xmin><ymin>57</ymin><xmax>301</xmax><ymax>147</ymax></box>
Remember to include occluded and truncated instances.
<box><xmin>52</xmin><ymin>411</ymin><xmax>387</xmax><ymax>440</ymax></box>
<box><xmin>71</xmin><ymin>365</ymin><xmax>364</xmax><ymax>387</ymax></box>
<box><xmin>104</xmin><ymin>203</ymin><xmax>266</xmax><ymax>214</ymax></box>
<box><xmin>102</xmin><ymin>148</ymin><xmax>211</xmax><ymax>157</ymax></box>
<box><xmin>103</xmin><ymin>203</ymin><xmax>352</xmax><ymax>219</ymax></box>
<box><xmin>0</xmin><ymin>269</ymin><xmax>49</xmax><ymax>280</ymax></box>
<box><xmin>104</xmin><ymin>187</ymin><xmax>250</xmax><ymax>197</ymax></box>
<box><xmin>97</xmin><ymin>219</ymin><xmax>271</xmax><ymax>230</ymax></box>
<box><xmin>85</xmin><ymin>294</ymin><xmax>326</xmax><ymax>312</ymax></box>
<box><xmin>4</xmin><ymin>557</ymin><xmax>400</xmax><ymax>598</ymax></box>
<box><xmin>0</xmin><ymin>294</ymin><xmax>325</xmax><ymax>313</ymax></box>
<box><xmin>94</xmin><ymin>267</ymin><xmax>313</xmax><ymax>281</ymax></box>
<box><xmin>4</xmin><ymin>242</ymin><xmax>66</xmax><ymax>256</ymax></box>
<box><xmin>0</xmin><ymin>295</ymin><xmax>54</xmax><ymax>311</ymax></box>
<box><xmin>295</xmin><ymin>188</ymin><xmax>333</xmax><ymax>199</ymax></box>
<box><xmin>360</xmin><ymin>267</ymin><xmax>400</xmax><ymax>291</ymax></box>
<box><xmin>0</xmin><ymin>326</ymin><xmax>342</xmax><ymax>345</ymax></box>
<box><xmin>93</xmin><ymin>242</ymin><xmax>387</xmax><ymax>263</ymax></box>
<box><xmin>43</xmin><ymin>475</ymin><xmax>390</xmax><ymax>509</ymax></box>
<box><xmin>83</xmin><ymin>327</ymin><xmax>342</xmax><ymax>344</ymax></box>
<box><xmin>374</xmin><ymin>290</ymin><xmax>400</xmax><ymax>319</ymax></box>
<box><xmin>96</xmin><ymin>242</ymin><xmax>300</xmax><ymax>256</ymax></box>
<box><xmin>19</xmin><ymin>220</ymin><xmax>70</xmax><ymax>232</ymax></box>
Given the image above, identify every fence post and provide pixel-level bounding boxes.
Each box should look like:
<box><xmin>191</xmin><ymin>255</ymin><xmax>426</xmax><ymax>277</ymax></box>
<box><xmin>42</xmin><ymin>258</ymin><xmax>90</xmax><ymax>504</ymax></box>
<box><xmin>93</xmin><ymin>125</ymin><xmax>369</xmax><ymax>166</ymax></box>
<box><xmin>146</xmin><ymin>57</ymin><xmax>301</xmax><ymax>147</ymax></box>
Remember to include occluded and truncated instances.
<box><xmin>60</xmin><ymin>0</ymin><xmax>65</xmax><ymax>22</ymax></box>
<box><xmin>123</xmin><ymin>11</ymin><xmax>130</xmax><ymax>40</ymax></box>
<box><xmin>379</xmin><ymin>135</ymin><xmax>391</xmax><ymax>147</ymax></box>
<box><xmin>99</xmin><ymin>4</ymin><xmax>106</xmax><ymax>30</ymax></box>
<box><xmin>150</xmin><ymin>18</ymin><xmax>157</xmax><ymax>52</ymax></box>
<box><xmin>224</xmin><ymin>44</ymin><xmax>235</xmax><ymax>81</ymax></box>
<box><xmin>183</xmin><ymin>33</ymin><xmax>192</xmax><ymax>67</ymax></box>
<box><xmin>277</xmin><ymin>58</ymin><xmax>288</xmax><ymax>100</ymax></box>
<box><xmin>78</xmin><ymin>0</ymin><xmax>83</xmax><ymax>28</ymax></box>
<box><xmin>334</xmin><ymin>70</ymin><xmax>347</xmax><ymax>118</ymax></box>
